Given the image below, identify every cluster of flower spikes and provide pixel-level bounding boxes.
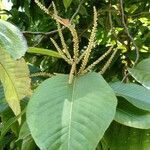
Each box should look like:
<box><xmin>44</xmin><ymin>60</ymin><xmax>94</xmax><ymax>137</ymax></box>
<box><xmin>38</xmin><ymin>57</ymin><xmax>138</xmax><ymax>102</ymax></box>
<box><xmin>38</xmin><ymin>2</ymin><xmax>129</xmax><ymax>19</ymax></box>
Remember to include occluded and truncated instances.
<box><xmin>34</xmin><ymin>0</ymin><xmax>118</xmax><ymax>84</ymax></box>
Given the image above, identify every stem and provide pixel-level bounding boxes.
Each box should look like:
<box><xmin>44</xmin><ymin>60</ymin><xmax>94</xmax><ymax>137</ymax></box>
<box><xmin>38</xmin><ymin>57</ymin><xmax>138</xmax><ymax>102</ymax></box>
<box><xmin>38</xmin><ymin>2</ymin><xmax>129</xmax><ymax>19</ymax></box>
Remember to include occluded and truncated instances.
<box><xmin>69</xmin><ymin>62</ymin><xmax>76</xmax><ymax>84</ymax></box>
<box><xmin>27</xmin><ymin>47</ymin><xmax>61</xmax><ymax>58</ymax></box>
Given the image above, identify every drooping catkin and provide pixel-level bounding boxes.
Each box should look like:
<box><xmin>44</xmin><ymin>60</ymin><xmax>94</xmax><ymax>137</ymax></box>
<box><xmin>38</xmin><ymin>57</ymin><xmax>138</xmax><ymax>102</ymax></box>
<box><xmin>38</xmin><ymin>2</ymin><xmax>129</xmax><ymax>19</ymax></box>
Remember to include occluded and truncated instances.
<box><xmin>52</xmin><ymin>2</ymin><xmax>72</xmax><ymax>60</ymax></box>
<box><xmin>35</xmin><ymin>0</ymin><xmax>50</xmax><ymax>15</ymax></box>
<box><xmin>50</xmin><ymin>38</ymin><xmax>72</xmax><ymax>64</ymax></box>
<box><xmin>100</xmin><ymin>49</ymin><xmax>118</xmax><ymax>74</ymax></box>
<box><xmin>82</xmin><ymin>46</ymin><xmax>114</xmax><ymax>74</ymax></box>
<box><xmin>78</xmin><ymin>7</ymin><xmax>98</xmax><ymax>74</ymax></box>
<box><xmin>30</xmin><ymin>72</ymin><xmax>52</xmax><ymax>77</ymax></box>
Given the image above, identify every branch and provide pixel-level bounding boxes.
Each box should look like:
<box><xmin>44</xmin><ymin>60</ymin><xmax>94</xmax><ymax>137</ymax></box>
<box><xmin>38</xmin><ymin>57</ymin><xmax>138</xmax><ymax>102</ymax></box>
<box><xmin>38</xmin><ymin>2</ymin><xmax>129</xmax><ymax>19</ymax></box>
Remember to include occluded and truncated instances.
<box><xmin>22</xmin><ymin>0</ymin><xmax>84</xmax><ymax>36</ymax></box>
<box><xmin>108</xmin><ymin>0</ymin><xmax>117</xmax><ymax>40</ymax></box>
<box><xmin>70</xmin><ymin>0</ymin><xmax>84</xmax><ymax>22</ymax></box>
<box><xmin>131</xmin><ymin>12</ymin><xmax>150</xmax><ymax>18</ymax></box>
<box><xmin>120</xmin><ymin>0</ymin><xmax>139</xmax><ymax>66</ymax></box>
<box><xmin>120</xmin><ymin>0</ymin><xmax>140</xmax><ymax>82</ymax></box>
<box><xmin>22</xmin><ymin>27</ymin><xmax>65</xmax><ymax>35</ymax></box>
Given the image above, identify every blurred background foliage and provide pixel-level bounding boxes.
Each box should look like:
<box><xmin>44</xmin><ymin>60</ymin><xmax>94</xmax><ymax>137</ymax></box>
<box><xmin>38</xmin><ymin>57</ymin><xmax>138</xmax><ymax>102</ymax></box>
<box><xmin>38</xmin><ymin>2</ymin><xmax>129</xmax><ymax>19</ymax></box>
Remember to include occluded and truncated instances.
<box><xmin>0</xmin><ymin>0</ymin><xmax>149</xmax><ymax>82</ymax></box>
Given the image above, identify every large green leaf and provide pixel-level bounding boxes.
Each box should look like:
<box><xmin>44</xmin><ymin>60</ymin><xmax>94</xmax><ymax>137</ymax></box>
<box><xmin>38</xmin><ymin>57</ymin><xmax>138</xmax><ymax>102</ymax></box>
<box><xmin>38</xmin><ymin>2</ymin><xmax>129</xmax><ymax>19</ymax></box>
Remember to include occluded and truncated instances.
<box><xmin>128</xmin><ymin>58</ymin><xmax>150</xmax><ymax>89</ymax></box>
<box><xmin>0</xmin><ymin>19</ymin><xmax>28</xmax><ymax>59</ymax></box>
<box><xmin>111</xmin><ymin>82</ymin><xmax>150</xmax><ymax>111</ymax></box>
<box><xmin>27</xmin><ymin>72</ymin><xmax>117</xmax><ymax>150</ymax></box>
<box><xmin>115</xmin><ymin>97</ymin><xmax>150</xmax><ymax>129</ymax></box>
<box><xmin>0</xmin><ymin>49</ymin><xmax>31</xmax><ymax>118</ymax></box>
<box><xmin>27</xmin><ymin>47</ymin><xmax>61</xmax><ymax>58</ymax></box>
<box><xmin>104</xmin><ymin>121</ymin><xmax>150</xmax><ymax>150</ymax></box>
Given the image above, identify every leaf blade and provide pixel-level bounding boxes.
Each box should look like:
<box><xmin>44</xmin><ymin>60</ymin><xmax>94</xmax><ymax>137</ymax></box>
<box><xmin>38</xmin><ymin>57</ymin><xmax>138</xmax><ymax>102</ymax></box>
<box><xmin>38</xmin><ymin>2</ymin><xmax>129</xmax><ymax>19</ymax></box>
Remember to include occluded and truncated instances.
<box><xmin>0</xmin><ymin>49</ymin><xmax>31</xmax><ymax>119</ymax></box>
<box><xmin>111</xmin><ymin>82</ymin><xmax>150</xmax><ymax>111</ymax></box>
<box><xmin>128</xmin><ymin>58</ymin><xmax>150</xmax><ymax>89</ymax></box>
<box><xmin>104</xmin><ymin>121</ymin><xmax>150</xmax><ymax>150</ymax></box>
<box><xmin>115</xmin><ymin>97</ymin><xmax>150</xmax><ymax>129</ymax></box>
<box><xmin>0</xmin><ymin>20</ymin><xmax>28</xmax><ymax>59</ymax></box>
<box><xmin>27</xmin><ymin>72</ymin><xmax>117</xmax><ymax>150</ymax></box>
<box><xmin>63</xmin><ymin>0</ymin><xmax>73</xmax><ymax>9</ymax></box>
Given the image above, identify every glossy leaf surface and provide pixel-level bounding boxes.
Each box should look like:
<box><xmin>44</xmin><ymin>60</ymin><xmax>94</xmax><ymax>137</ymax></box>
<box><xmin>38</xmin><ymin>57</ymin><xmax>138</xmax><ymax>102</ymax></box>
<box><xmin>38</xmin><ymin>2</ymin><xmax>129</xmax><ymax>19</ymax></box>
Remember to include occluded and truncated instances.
<box><xmin>0</xmin><ymin>20</ymin><xmax>27</xmax><ymax>59</ymax></box>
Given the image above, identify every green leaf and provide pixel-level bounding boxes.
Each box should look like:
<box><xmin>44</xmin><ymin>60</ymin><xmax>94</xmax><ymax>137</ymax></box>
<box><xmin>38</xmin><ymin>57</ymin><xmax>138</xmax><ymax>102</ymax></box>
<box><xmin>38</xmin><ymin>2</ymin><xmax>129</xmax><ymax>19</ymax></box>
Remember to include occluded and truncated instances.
<box><xmin>0</xmin><ymin>49</ymin><xmax>31</xmax><ymax>119</ymax></box>
<box><xmin>96</xmin><ymin>138</ymin><xmax>109</xmax><ymax>150</ymax></box>
<box><xmin>18</xmin><ymin>122</ymin><xmax>30</xmax><ymax>141</ymax></box>
<box><xmin>27</xmin><ymin>47</ymin><xmax>61</xmax><ymax>58</ymax></box>
<box><xmin>0</xmin><ymin>135</ymin><xmax>14</xmax><ymax>150</ymax></box>
<box><xmin>18</xmin><ymin>122</ymin><xmax>37</xmax><ymax>150</ymax></box>
<box><xmin>128</xmin><ymin>58</ymin><xmax>150</xmax><ymax>89</ymax></box>
<box><xmin>63</xmin><ymin>0</ymin><xmax>72</xmax><ymax>9</ymax></box>
<box><xmin>27</xmin><ymin>72</ymin><xmax>117</xmax><ymax>150</ymax></box>
<box><xmin>104</xmin><ymin>121</ymin><xmax>150</xmax><ymax>150</ymax></box>
<box><xmin>0</xmin><ymin>109</ymin><xmax>26</xmax><ymax>139</ymax></box>
<box><xmin>0</xmin><ymin>19</ymin><xmax>28</xmax><ymax>59</ymax></box>
<box><xmin>111</xmin><ymin>82</ymin><xmax>150</xmax><ymax>111</ymax></box>
<box><xmin>21</xmin><ymin>135</ymin><xmax>37</xmax><ymax>150</ymax></box>
<box><xmin>115</xmin><ymin>97</ymin><xmax>150</xmax><ymax>129</ymax></box>
<box><xmin>0</xmin><ymin>85</ymin><xmax>8</xmax><ymax>114</ymax></box>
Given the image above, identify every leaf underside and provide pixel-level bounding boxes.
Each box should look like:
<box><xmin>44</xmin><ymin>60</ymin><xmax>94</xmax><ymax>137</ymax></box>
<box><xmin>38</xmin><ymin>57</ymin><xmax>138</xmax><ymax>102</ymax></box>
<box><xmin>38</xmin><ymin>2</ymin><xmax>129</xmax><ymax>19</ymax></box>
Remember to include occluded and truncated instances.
<box><xmin>27</xmin><ymin>72</ymin><xmax>117</xmax><ymax>150</ymax></box>
<box><xmin>111</xmin><ymin>82</ymin><xmax>150</xmax><ymax>111</ymax></box>
<box><xmin>0</xmin><ymin>49</ymin><xmax>31</xmax><ymax>118</ymax></box>
<box><xmin>128</xmin><ymin>58</ymin><xmax>150</xmax><ymax>89</ymax></box>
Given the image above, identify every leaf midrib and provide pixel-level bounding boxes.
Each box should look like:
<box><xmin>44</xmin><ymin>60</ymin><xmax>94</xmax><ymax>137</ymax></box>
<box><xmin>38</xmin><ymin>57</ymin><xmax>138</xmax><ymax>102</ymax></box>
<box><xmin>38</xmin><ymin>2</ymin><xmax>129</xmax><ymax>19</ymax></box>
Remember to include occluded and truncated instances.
<box><xmin>67</xmin><ymin>77</ymin><xmax>77</xmax><ymax>149</ymax></box>
<box><xmin>0</xmin><ymin>61</ymin><xmax>19</xmax><ymax>101</ymax></box>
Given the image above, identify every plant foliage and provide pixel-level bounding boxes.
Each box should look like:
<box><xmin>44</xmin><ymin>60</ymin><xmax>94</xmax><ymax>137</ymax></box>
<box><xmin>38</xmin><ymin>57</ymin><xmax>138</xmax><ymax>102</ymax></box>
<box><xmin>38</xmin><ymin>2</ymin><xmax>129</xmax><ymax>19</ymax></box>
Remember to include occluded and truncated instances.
<box><xmin>0</xmin><ymin>0</ymin><xmax>150</xmax><ymax>149</ymax></box>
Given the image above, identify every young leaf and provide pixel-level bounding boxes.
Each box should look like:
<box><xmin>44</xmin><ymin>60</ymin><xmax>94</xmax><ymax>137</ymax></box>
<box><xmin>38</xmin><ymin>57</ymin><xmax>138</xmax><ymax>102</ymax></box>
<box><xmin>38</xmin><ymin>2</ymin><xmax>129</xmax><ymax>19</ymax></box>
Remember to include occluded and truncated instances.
<box><xmin>0</xmin><ymin>49</ymin><xmax>31</xmax><ymax>119</ymax></box>
<box><xmin>63</xmin><ymin>0</ymin><xmax>72</xmax><ymax>9</ymax></box>
<box><xmin>111</xmin><ymin>82</ymin><xmax>150</xmax><ymax>111</ymax></box>
<box><xmin>128</xmin><ymin>58</ymin><xmax>150</xmax><ymax>89</ymax></box>
<box><xmin>27</xmin><ymin>72</ymin><xmax>117</xmax><ymax>150</ymax></box>
<box><xmin>0</xmin><ymin>20</ymin><xmax>28</xmax><ymax>59</ymax></box>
